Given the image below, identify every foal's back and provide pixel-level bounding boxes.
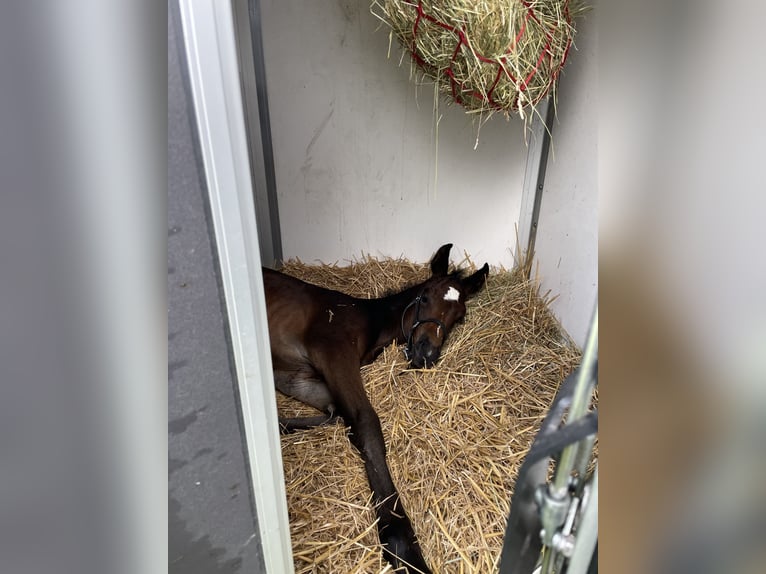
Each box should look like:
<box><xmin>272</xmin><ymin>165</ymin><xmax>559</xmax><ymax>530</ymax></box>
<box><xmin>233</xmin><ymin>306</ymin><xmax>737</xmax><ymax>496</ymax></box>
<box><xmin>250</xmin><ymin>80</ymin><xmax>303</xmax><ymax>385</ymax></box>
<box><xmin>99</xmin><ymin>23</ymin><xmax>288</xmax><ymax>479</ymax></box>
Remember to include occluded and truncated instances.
<box><xmin>263</xmin><ymin>268</ymin><xmax>369</xmax><ymax>366</ymax></box>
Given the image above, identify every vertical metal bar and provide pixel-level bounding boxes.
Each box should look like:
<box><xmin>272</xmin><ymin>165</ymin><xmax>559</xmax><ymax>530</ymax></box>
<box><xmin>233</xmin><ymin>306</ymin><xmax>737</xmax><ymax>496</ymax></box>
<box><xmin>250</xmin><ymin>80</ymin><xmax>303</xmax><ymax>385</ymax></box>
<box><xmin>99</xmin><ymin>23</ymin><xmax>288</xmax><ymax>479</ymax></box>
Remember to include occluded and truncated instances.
<box><xmin>551</xmin><ymin>305</ymin><xmax>598</xmax><ymax>498</ymax></box>
<box><xmin>540</xmin><ymin>539</ymin><xmax>554</xmax><ymax>574</ymax></box>
<box><xmin>573</xmin><ymin>434</ymin><xmax>596</xmax><ymax>484</ymax></box>
<box><xmin>539</xmin><ymin>306</ymin><xmax>597</xmax><ymax>574</ymax></box>
<box><xmin>568</xmin><ymin>467</ymin><xmax>598</xmax><ymax>574</ymax></box>
<box><xmin>231</xmin><ymin>0</ymin><xmax>283</xmax><ymax>267</ymax></box>
<box><xmin>518</xmin><ymin>99</ymin><xmax>555</xmax><ymax>275</ymax></box>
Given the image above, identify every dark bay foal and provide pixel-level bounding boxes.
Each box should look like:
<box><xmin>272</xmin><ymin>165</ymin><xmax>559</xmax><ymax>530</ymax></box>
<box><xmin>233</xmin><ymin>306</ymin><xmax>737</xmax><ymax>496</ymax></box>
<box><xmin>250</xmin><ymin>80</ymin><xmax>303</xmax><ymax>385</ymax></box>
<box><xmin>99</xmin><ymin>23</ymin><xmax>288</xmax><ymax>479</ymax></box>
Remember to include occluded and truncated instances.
<box><xmin>263</xmin><ymin>244</ymin><xmax>489</xmax><ymax>573</ymax></box>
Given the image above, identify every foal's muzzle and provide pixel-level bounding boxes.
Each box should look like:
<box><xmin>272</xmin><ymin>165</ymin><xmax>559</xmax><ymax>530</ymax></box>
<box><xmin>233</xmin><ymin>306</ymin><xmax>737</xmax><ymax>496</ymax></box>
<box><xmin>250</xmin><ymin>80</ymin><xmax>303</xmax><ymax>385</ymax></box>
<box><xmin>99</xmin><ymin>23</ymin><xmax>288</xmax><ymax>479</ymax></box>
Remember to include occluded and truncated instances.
<box><xmin>409</xmin><ymin>337</ymin><xmax>442</xmax><ymax>369</ymax></box>
<box><xmin>401</xmin><ymin>293</ymin><xmax>446</xmax><ymax>368</ymax></box>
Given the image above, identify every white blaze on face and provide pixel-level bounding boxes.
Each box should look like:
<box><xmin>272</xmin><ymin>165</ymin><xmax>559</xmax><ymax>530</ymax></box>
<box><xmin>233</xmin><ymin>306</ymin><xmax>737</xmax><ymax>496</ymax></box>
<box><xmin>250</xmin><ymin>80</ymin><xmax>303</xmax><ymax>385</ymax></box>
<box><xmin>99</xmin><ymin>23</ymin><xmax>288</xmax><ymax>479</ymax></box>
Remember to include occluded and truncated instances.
<box><xmin>443</xmin><ymin>286</ymin><xmax>460</xmax><ymax>302</ymax></box>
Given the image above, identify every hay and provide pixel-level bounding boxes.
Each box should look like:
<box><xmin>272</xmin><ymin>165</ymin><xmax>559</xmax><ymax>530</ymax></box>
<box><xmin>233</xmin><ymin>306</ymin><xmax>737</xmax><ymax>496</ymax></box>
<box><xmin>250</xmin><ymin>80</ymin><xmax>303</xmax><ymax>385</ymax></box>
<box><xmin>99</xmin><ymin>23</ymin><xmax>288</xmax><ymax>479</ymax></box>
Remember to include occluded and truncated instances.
<box><xmin>277</xmin><ymin>254</ymin><xmax>583</xmax><ymax>573</ymax></box>
<box><xmin>371</xmin><ymin>0</ymin><xmax>586</xmax><ymax>122</ymax></box>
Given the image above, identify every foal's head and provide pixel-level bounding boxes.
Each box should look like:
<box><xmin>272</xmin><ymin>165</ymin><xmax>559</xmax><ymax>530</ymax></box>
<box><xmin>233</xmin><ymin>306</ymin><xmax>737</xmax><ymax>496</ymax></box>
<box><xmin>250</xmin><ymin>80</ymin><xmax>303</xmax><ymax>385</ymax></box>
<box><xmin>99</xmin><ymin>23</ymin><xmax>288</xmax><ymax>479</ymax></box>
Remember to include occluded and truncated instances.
<box><xmin>402</xmin><ymin>243</ymin><xmax>489</xmax><ymax>368</ymax></box>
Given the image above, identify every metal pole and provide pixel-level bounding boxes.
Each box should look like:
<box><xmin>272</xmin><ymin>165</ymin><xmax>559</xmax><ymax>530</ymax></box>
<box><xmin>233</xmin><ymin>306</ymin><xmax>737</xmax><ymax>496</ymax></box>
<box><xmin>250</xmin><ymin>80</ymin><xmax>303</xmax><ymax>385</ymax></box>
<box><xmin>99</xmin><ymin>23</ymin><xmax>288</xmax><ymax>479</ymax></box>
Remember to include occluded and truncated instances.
<box><xmin>551</xmin><ymin>305</ymin><xmax>598</xmax><ymax>498</ymax></box>
<box><xmin>231</xmin><ymin>0</ymin><xmax>283</xmax><ymax>267</ymax></box>
<box><xmin>540</xmin><ymin>304</ymin><xmax>597</xmax><ymax>574</ymax></box>
<box><xmin>518</xmin><ymin>99</ymin><xmax>556</xmax><ymax>276</ymax></box>
<box><xmin>568</xmin><ymin>466</ymin><xmax>598</xmax><ymax>574</ymax></box>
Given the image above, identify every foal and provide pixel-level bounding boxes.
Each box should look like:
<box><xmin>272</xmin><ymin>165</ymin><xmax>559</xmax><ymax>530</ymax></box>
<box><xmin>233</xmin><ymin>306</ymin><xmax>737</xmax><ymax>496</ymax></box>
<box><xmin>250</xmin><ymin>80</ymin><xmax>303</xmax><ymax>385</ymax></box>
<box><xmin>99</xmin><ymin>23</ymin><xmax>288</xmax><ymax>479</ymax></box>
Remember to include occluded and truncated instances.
<box><xmin>264</xmin><ymin>244</ymin><xmax>489</xmax><ymax>573</ymax></box>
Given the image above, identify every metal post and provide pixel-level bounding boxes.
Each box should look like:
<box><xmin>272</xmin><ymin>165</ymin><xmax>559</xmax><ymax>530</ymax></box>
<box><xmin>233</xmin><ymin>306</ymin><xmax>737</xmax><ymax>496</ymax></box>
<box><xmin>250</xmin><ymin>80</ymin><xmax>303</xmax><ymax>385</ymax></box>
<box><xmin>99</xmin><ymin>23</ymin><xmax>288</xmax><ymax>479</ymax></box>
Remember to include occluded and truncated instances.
<box><xmin>568</xmin><ymin>466</ymin><xmax>598</xmax><ymax>574</ymax></box>
<box><xmin>518</xmin><ymin>99</ymin><xmax>555</xmax><ymax>275</ymax></box>
<box><xmin>551</xmin><ymin>305</ymin><xmax>598</xmax><ymax>498</ymax></box>
<box><xmin>540</xmin><ymin>304</ymin><xmax>597</xmax><ymax>574</ymax></box>
<box><xmin>231</xmin><ymin>0</ymin><xmax>283</xmax><ymax>267</ymax></box>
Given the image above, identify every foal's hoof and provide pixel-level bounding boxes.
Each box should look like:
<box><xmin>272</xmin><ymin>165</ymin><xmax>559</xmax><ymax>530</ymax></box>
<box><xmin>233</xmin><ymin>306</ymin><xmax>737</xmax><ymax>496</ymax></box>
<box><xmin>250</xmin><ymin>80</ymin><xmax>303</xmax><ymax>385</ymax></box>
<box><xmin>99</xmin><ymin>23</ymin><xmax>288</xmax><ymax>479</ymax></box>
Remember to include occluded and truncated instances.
<box><xmin>379</xmin><ymin>523</ymin><xmax>432</xmax><ymax>574</ymax></box>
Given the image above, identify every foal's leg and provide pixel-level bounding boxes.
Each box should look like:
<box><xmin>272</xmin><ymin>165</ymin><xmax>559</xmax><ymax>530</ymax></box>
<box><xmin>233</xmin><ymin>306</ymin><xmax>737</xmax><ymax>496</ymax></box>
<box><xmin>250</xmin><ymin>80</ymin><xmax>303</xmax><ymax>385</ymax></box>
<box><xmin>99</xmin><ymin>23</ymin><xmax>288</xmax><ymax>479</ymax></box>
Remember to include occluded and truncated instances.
<box><xmin>274</xmin><ymin>368</ymin><xmax>340</xmax><ymax>433</ymax></box>
<box><xmin>315</xmin><ymin>358</ymin><xmax>432</xmax><ymax>574</ymax></box>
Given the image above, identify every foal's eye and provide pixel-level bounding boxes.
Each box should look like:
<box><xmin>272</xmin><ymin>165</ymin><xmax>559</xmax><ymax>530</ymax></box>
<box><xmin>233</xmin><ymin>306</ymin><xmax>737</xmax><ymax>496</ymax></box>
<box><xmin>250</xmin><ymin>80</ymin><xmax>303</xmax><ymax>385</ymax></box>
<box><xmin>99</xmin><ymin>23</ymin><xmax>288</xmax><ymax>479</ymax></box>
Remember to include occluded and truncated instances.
<box><xmin>420</xmin><ymin>295</ymin><xmax>429</xmax><ymax>304</ymax></box>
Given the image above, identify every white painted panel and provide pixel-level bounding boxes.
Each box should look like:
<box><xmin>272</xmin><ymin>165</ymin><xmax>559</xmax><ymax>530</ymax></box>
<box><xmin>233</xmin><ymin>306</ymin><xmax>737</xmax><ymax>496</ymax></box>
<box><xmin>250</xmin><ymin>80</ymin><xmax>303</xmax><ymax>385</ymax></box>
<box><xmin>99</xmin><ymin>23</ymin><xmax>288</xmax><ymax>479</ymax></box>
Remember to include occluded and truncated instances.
<box><xmin>534</xmin><ymin>13</ymin><xmax>597</xmax><ymax>347</ymax></box>
<box><xmin>261</xmin><ymin>0</ymin><xmax>527</xmax><ymax>268</ymax></box>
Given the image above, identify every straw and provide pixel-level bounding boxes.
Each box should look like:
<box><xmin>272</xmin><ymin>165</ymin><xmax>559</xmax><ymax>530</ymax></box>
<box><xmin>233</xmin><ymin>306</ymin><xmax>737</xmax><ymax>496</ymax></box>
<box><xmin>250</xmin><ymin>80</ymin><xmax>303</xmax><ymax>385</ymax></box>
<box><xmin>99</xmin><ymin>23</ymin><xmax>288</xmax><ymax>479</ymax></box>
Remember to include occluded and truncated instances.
<box><xmin>370</xmin><ymin>0</ymin><xmax>587</xmax><ymax>126</ymax></box>
<box><xmin>277</xmin><ymin>253</ymin><xmax>587</xmax><ymax>573</ymax></box>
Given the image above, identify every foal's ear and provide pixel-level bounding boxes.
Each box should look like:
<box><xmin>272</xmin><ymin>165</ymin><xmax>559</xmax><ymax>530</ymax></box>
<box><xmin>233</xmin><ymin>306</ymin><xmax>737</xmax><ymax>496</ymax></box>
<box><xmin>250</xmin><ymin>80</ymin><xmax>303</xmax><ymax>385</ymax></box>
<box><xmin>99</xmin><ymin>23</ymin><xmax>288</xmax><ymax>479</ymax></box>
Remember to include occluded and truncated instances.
<box><xmin>462</xmin><ymin>263</ymin><xmax>489</xmax><ymax>297</ymax></box>
<box><xmin>430</xmin><ymin>243</ymin><xmax>453</xmax><ymax>276</ymax></box>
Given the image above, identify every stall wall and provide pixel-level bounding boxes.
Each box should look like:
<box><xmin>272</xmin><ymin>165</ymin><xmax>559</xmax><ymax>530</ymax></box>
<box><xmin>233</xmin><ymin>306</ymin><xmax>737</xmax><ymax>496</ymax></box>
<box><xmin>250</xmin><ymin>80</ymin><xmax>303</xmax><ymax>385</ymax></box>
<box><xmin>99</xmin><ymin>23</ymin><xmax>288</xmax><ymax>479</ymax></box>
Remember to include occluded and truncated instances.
<box><xmin>534</xmin><ymin>12</ymin><xmax>598</xmax><ymax>347</ymax></box>
<box><xmin>261</xmin><ymin>0</ymin><xmax>528</xmax><ymax>268</ymax></box>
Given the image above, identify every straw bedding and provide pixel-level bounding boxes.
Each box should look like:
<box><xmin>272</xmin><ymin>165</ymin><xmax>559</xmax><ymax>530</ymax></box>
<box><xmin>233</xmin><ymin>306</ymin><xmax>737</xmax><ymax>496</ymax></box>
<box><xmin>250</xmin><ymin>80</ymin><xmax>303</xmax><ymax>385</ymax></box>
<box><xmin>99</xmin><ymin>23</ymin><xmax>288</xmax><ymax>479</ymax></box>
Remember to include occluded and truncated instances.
<box><xmin>276</xmin><ymin>253</ymin><xmax>582</xmax><ymax>573</ymax></box>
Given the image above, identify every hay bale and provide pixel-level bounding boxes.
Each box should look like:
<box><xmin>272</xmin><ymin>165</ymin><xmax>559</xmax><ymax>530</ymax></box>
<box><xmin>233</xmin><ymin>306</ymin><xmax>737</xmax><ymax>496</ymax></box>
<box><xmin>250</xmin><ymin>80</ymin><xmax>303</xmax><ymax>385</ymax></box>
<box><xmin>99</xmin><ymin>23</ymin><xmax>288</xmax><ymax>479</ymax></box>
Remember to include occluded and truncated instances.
<box><xmin>371</xmin><ymin>0</ymin><xmax>586</xmax><ymax>120</ymax></box>
<box><xmin>277</xmin><ymin>254</ymin><xmax>583</xmax><ymax>573</ymax></box>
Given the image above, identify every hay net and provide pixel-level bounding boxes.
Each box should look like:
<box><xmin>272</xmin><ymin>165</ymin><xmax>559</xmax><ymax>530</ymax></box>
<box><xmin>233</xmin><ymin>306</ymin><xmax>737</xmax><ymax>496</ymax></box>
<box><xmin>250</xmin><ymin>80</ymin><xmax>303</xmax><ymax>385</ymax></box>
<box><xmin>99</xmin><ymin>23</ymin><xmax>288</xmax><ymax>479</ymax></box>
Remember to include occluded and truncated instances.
<box><xmin>371</xmin><ymin>0</ymin><xmax>584</xmax><ymax>120</ymax></box>
<box><xmin>276</xmin><ymin>254</ymin><xmax>586</xmax><ymax>573</ymax></box>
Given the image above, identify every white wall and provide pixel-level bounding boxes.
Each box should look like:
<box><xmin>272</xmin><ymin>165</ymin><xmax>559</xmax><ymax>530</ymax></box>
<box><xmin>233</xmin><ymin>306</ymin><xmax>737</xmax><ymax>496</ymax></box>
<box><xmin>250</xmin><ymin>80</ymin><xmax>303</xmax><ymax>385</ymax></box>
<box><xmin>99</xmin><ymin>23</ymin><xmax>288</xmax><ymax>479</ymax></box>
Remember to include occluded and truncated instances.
<box><xmin>260</xmin><ymin>0</ymin><xmax>528</xmax><ymax>268</ymax></box>
<box><xmin>534</xmin><ymin>12</ymin><xmax>597</xmax><ymax>347</ymax></box>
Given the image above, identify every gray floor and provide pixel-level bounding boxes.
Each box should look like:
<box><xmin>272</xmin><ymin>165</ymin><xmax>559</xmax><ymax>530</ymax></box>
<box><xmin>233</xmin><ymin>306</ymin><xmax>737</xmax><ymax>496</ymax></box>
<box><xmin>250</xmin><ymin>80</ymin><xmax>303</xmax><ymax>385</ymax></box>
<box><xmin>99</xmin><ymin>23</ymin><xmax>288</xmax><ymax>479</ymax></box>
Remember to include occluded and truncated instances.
<box><xmin>168</xmin><ymin>2</ymin><xmax>265</xmax><ymax>571</ymax></box>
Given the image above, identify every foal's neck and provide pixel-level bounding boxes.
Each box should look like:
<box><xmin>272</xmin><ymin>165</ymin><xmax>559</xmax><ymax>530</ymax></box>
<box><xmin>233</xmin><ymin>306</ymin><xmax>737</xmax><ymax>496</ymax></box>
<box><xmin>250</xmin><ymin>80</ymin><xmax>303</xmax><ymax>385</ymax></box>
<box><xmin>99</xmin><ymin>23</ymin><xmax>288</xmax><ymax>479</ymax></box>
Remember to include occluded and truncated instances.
<box><xmin>365</xmin><ymin>282</ymin><xmax>424</xmax><ymax>354</ymax></box>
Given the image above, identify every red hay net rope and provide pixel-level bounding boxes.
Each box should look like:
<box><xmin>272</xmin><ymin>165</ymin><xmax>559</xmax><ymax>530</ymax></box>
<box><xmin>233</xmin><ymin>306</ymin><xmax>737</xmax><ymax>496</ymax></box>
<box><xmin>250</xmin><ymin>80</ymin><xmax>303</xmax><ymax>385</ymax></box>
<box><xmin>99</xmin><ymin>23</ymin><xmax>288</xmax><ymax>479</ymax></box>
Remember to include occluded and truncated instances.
<box><xmin>409</xmin><ymin>0</ymin><xmax>573</xmax><ymax>112</ymax></box>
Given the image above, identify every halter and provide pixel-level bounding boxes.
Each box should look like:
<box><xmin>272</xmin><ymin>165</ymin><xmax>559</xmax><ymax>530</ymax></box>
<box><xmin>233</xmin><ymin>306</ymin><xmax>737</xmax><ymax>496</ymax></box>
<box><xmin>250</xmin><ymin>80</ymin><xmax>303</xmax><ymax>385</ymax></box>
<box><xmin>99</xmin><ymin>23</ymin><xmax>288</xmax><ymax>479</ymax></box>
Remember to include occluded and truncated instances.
<box><xmin>400</xmin><ymin>292</ymin><xmax>446</xmax><ymax>361</ymax></box>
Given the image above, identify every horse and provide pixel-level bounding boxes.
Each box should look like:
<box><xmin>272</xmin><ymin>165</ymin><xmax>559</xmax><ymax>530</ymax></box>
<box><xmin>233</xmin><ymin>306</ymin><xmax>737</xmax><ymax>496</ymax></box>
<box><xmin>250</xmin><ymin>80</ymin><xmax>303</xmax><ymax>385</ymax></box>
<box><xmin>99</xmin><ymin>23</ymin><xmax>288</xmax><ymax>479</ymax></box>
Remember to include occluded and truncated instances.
<box><xmin>263</xmin><ymin>243</ymin><xmax>489</xmax><ymax>573</ymax></box>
